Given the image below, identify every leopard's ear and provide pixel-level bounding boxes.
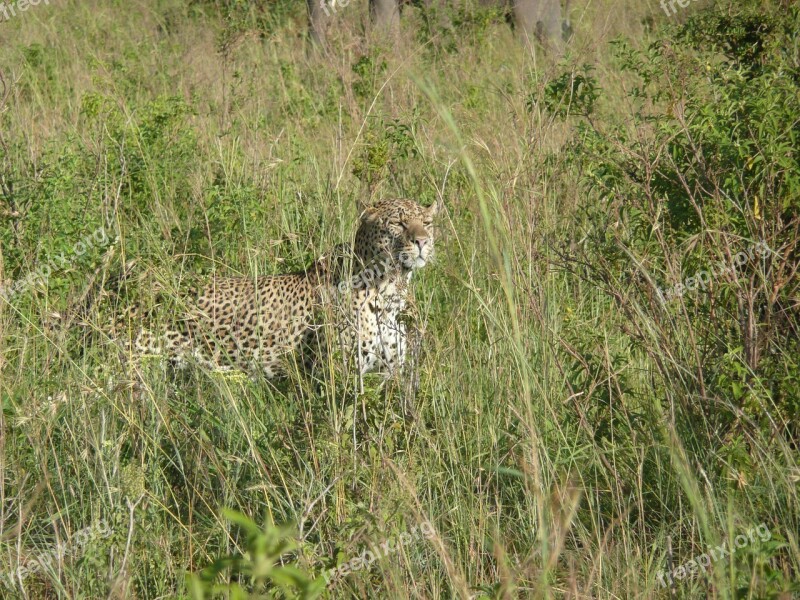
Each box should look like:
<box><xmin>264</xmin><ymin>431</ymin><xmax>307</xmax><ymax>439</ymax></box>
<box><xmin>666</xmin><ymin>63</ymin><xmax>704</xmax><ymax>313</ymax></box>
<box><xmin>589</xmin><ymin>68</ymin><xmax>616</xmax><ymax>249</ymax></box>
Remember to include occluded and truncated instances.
<box><xmin>356</xmin><ymin>197</ymin><xmax>374</xmax><ymax>218</ymax></box>
<box><xmin>357</xmin><ymin>200</ymin><xmax>380</xmax><ymax>223</ymax></box>
<box><xmin>425</xmin><ymin>199</ymin><xmax>442</xmax><ymax>220</ymax></box>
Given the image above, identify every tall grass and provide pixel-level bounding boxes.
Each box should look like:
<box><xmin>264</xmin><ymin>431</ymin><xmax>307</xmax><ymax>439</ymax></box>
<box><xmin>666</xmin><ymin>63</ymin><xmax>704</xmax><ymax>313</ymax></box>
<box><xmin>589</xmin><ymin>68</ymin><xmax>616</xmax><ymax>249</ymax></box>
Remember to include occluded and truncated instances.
<box><xmin>0</xmin><ymin>0</ymin><xmax>797</xmax><ymax>598</ymax></box>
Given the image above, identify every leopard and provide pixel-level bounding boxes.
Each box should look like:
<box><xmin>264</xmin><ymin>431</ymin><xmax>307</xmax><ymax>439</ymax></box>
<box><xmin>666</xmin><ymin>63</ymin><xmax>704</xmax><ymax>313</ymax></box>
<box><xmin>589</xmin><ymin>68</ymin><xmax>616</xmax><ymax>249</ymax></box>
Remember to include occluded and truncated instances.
<box><xmin>129</xmin><ymin>197</ymin><xmax>439</xmax><ymax>379</ymax></box>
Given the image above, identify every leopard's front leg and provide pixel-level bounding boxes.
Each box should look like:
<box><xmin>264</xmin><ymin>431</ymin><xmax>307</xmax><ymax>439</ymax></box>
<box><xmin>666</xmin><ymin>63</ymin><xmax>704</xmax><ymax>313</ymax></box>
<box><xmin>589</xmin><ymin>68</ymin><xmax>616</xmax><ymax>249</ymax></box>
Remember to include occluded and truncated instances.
<box><xmin>376</xmin><ymin>317</ymin><xmax>407</xmax><ymax>375</ymax></box>
<box><xmin>348</xmin><ymin>279</ymin><xmax>411</xmax><ymax>377</ymax></box>
<box><xmin>350</xmin><ymin>310</ymin><xmax>405</xmax><ymax>377</ymax></box>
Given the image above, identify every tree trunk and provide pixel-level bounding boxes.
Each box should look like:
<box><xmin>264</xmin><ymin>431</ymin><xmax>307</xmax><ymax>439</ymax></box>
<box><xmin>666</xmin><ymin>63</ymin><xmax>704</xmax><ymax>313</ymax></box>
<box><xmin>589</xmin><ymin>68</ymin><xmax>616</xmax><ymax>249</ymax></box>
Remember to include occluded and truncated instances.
<box><xmin>308</xmin><ymin>0</ymin><xmax>566</xmax><ymax>49</ymax></box>
<box><xmin>511</xmin><ymin>0</ymin><xmax>564</xmax><ymax>51</ymax></box>
<box><xmin>369</xmin><ymin>0</ymin><xmax>401</xmax><ymax>34</ymax></box>
<box><xmin>307</xmin><ymin>0</ymin><xmax>331</xmax><ymax>46</ymax></box>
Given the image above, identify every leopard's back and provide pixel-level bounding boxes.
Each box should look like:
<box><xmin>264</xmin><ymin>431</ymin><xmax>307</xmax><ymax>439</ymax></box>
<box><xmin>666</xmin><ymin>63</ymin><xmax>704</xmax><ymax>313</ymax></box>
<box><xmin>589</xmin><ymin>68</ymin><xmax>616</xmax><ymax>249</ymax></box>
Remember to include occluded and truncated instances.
<box><xmin>134</xmin><ymin>273</ymin><xmax>320</xmax><ymax>376</ymax></box>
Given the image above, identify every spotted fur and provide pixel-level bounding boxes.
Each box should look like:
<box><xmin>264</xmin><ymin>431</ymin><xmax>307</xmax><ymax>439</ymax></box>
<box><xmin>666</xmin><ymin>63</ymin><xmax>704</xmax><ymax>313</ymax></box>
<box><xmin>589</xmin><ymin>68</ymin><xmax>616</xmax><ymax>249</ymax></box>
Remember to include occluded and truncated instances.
<box><xmin>132</xmin><ymin>198</ymin><xmax>438</xmax><ymax>377</ymax></box>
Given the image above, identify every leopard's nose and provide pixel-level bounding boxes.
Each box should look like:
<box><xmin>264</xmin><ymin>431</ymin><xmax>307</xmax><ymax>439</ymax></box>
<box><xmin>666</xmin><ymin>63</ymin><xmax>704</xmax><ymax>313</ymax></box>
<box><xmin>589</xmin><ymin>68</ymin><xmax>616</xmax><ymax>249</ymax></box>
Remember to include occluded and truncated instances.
<box><xmin>415</xmin><ymin>237</ymin><xmax>429</xmax><ymax>252</ymax></box>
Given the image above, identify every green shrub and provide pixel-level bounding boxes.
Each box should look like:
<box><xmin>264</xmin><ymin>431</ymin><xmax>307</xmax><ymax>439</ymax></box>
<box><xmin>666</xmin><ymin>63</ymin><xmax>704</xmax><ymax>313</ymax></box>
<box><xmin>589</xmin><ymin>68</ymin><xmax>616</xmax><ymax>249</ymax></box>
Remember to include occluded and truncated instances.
<box><xmin>187</xmin><ymin>510</ymin><xmax>325</xmax><ymax>600</ymax></box>
<box><xmin>555</xmin><ymin>0</ymin><xmax>799</xmax><ymax>430</ymax></box>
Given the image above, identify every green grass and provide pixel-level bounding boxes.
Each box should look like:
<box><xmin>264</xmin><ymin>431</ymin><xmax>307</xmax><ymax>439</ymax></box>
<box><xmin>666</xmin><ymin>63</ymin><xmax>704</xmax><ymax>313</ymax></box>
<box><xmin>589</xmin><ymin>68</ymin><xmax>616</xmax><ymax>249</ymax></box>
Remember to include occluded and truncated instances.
<box><xmin>0</xmin><ymin>0</ymin><xmax>798</xmax><ymax>598</ymax></box>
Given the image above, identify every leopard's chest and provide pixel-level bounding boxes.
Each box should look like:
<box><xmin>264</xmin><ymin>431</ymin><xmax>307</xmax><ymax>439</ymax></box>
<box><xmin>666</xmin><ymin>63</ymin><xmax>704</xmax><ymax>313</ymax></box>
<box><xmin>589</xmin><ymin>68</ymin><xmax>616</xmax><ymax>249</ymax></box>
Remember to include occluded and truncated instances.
<box><xmin>330</xmin><ymin>272</ymin><xmax>411</xmax><ymax>374</ymax></box>
<box><xmin>360</xmin><ymin>280</ymin><xmax>406</xmax><ymax>321</ymax></box>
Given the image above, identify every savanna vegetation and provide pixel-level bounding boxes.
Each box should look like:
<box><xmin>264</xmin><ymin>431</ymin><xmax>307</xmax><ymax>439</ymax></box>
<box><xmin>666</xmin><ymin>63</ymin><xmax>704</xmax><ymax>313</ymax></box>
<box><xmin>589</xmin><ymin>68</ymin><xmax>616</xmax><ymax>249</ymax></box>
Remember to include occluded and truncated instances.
<box><xmin>0</xmin><ymin>0</ymin><xmax>798</xmax><ymax>598</ymax></box>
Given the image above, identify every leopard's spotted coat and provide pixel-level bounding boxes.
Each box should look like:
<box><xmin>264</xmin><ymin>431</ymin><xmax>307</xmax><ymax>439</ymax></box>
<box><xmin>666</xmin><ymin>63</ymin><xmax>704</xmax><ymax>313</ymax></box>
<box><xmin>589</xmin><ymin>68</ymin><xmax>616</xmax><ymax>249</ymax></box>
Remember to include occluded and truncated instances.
<box><xmin>132</xmin><ymin>198</ymin><xmax>438</xmax><ymax>377</ymax></box>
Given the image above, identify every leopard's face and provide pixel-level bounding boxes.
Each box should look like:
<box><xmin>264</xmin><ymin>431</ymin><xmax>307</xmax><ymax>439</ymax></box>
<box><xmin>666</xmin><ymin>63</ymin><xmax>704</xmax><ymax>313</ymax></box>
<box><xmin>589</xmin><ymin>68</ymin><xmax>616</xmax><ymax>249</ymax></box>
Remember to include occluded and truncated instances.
<box><xmin>354</xmin><ymin>198</ymin><xmax>439</xmax><ymax>270</ymax></box>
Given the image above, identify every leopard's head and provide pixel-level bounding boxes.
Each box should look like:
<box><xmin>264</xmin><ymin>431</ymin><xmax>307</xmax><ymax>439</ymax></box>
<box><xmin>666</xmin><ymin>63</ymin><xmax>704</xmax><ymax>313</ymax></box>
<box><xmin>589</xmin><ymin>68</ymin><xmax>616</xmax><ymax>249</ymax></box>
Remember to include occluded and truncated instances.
<box><xmin>354</xmin><ymin>198</ymin><xmax>439</xmax><ymax>270</ymax></box>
